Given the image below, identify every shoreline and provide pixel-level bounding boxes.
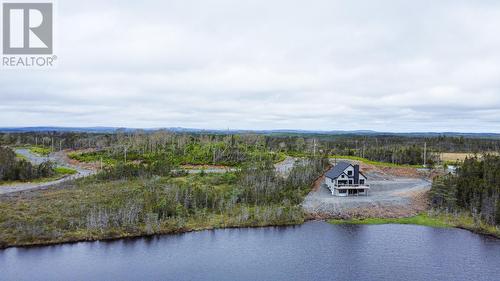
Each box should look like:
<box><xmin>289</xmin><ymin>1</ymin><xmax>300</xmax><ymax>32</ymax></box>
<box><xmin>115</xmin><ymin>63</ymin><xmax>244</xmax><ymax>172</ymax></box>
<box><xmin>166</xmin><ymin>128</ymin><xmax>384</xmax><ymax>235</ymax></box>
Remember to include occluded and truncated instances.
<box><xmin>2</xmin><ymin>212</ymin><xmax>498</xmax><ymax>250</ymax></box>
<box><xmin>326</xmin><ymin>212</ymin><xmax>500</xmax><ymax>239</ymax></box>
<box><xmin>0</xmin><ymin>220</ymin><xmax>302</xmax><ymax>250</ymax></box>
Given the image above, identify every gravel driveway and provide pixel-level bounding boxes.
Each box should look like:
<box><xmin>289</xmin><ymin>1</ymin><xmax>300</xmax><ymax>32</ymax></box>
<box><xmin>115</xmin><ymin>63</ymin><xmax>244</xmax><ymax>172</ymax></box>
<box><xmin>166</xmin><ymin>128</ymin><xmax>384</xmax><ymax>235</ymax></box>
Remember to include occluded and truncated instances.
<box><xmin>302</xmin><ymin>171</ymin><xmax>431</xmax><ymax>217</ymax></box>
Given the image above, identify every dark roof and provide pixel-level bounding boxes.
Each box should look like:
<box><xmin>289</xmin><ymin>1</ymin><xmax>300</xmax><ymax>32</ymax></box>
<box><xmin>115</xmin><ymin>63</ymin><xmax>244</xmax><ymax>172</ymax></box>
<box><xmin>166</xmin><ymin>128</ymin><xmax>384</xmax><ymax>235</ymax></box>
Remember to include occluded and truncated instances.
<box><xmin>325</xmin><ymin>161</ymin><xmax>352</xmax><ymax>179</ymax></box>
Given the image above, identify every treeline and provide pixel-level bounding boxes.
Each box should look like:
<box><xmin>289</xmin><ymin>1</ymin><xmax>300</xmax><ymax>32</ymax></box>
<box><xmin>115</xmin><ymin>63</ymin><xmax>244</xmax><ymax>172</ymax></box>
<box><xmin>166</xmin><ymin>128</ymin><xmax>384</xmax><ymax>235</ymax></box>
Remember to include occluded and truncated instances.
<box><xmin>0</xmin><ymin>147</ymin><xmax>55</xmax><ymax>181</ymax></box>
<box><xmin>1</xmin><ymin>131</ymin><xmax>499</xmax><ymax>166</ymax></box>
<box><xmin>65</xmin><ymin>132</ymin><xmax>280</xmax><ymax>167</ymax></box>
<box><xmin>3</xmin><ymin>131</ymin><xmax>499</xmax><ymax>153</ymax></box>
<box><xmin>430</xmin><ymin>155</ymin><xmax>500</xmax><ymax>226</ymax></box>
<box><xmin>265</xmin><ymin>134</ymin><xmax>500</xmax><ymax>153</ymax></box>
<box><xmin>332</xmin><ymin>145</ymin><xmax>437</xmax><ymax>166</ymax></box>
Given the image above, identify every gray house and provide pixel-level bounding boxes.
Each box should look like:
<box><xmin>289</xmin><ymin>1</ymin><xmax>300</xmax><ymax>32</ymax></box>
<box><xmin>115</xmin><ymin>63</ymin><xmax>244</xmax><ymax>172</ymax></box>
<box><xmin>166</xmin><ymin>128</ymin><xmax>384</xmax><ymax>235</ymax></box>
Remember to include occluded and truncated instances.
<box><xmin>324</xmin><ymin>161</ymin><xmax>369</xmax><ymax>196</ymax></box>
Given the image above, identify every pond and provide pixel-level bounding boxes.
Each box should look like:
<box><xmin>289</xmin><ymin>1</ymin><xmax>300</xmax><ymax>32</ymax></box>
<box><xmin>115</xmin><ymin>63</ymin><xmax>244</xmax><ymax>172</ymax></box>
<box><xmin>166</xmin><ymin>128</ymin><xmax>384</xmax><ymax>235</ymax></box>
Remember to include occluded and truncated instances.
<box><xmin>1</xmin><ymin>222</ymin><xmax>499</xmax><ymax>281</ymax></box>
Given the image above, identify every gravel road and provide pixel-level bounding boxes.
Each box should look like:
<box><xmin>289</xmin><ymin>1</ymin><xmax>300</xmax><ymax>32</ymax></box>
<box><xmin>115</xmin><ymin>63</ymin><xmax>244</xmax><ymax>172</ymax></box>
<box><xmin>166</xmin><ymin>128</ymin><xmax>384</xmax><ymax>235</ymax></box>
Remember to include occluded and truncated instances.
<box><xmin>0</xmin><ymin>149</ymin><xmax>95</xmax><ymax>195</ymax></box>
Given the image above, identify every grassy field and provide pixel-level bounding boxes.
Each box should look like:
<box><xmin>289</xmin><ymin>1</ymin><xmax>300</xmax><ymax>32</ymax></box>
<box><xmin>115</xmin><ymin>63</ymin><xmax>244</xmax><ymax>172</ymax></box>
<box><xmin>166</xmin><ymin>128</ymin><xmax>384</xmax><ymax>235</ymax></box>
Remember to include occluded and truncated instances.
<box><xmin>440</xmin><ymin>152</ymin><xmax>499</xmax><ymax>163</ymax></box>
<box><xmin>329</xmin><ymin>212</ymin><xmax>499</xmax><ymax>238</ymax></box>
<box><xmin>54</xmin><ymin>166</ymin><xmax>78</xmax><ymax>175</ymax></box>
<box><xmin>28</xmin><ymin>146</ymin><xmax>52</xmax><ymax>156</ymax></box>
<box><xmin>329</xmin><ymin>213</ymin><xmax>451</xmax><ymax>228</ymax></box>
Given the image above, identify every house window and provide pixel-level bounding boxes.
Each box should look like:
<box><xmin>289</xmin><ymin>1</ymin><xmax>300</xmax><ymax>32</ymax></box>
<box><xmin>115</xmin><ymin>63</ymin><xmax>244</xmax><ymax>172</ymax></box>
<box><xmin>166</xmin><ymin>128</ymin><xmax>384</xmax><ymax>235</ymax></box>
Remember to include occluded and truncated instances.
<box><xmin>339</xmin><ymin>189</ymin><xmax>346</xmax><ymax>193</ymax></box>
<box><xmin>348</xmin><ymin>180</ymin><xmax>353</xmax><ymax>185</ymax></box>
<box><xmin>347</xmin><ymin>170</ymin><xmax>352</xmax><ymax>176</ymax></box>
<box><xmin>360</xmin><ymin>179</ymin><xmax>365</xmax><ymax>184</ymax></box>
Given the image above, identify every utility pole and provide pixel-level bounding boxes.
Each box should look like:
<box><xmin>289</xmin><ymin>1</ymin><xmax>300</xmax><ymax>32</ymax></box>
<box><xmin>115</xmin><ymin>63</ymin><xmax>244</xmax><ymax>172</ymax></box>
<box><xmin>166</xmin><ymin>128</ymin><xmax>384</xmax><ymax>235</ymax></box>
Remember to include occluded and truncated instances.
<box><xmin>423</xmin><ymin>142</ymin><xmax>427</xmax><ymax>167</ymax></box>
<box><xmin>313</xmin><ymin>138</ymin><xmax>317</xmax><ymax>157</ymax></box>
<box><xmin>124</xmin><ymin>147</ymin><xmax>127</xmax><ymax>163</ymax></box>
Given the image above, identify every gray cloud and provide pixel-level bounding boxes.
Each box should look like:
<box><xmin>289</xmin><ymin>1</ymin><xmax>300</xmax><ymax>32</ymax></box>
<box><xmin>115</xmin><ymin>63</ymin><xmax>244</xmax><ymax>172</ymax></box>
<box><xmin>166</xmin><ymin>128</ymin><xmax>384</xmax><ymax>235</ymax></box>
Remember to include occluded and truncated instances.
<box><xmin>1</xmin><ymin>0</ymin><xmax>500</xmax><ymax>132</ymax></box>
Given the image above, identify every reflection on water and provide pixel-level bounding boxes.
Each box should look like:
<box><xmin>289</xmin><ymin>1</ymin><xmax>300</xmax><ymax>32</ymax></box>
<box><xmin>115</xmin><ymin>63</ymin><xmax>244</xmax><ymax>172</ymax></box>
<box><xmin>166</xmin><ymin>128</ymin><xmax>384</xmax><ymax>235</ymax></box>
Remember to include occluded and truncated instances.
<box><xmin>1</xmin><ymin>222</ymin><xmax>499</xmax><ymax>281</ymax></box>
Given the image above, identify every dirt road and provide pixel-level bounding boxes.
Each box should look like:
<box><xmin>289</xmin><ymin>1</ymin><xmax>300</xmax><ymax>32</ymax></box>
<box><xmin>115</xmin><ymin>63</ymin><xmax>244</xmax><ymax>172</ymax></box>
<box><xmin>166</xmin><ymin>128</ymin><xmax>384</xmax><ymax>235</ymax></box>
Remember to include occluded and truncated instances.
<box><xmin>0</xmin><ymin>149</ymin><xmax>95</xmax><ymax>195</ymax></box>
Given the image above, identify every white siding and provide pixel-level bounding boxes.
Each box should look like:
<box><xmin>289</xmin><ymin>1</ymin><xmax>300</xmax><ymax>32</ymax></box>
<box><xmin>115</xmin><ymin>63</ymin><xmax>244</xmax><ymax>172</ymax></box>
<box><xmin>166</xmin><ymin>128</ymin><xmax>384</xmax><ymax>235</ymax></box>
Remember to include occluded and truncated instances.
<box><xmin>325</xmin><ymin>164</ymin><xmax>369</xmax><ymax>197</ymax></box>
<box><xmin>344</xmin><ymin>166</ymin><xmax>354</xmax><ymax>176</ymax></box>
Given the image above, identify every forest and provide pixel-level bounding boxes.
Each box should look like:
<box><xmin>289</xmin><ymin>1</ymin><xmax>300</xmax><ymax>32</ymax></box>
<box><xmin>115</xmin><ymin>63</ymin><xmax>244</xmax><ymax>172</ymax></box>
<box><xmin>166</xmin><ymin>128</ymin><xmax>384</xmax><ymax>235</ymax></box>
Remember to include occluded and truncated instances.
<box><xmin>430</xmin><ymin>155</ymin><xmax>500</xmax><ymax>226</ymax></box>
<box><xmin>2</xmin><ymin>130</ymin><xmax>500</xmax><ymax>167</ymax></box>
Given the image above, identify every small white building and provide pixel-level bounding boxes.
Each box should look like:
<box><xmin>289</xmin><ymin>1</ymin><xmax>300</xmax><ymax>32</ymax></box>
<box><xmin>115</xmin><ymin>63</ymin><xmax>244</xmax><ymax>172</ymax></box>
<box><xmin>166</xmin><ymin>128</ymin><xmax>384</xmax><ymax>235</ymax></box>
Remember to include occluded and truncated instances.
<box><xmin>325</xmin><ymin>161</ymin><xmax>369</xmax><ymax>196</ymax></box>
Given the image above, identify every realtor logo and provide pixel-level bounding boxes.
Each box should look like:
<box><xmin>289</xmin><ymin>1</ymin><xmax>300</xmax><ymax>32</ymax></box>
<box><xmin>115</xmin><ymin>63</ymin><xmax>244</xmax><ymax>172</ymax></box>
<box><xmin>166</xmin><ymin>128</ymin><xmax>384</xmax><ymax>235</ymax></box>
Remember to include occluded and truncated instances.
<box><xmin>2</xmin><ymin>2</ymin><xmax>53</xmax><ymax>54</ymax></box>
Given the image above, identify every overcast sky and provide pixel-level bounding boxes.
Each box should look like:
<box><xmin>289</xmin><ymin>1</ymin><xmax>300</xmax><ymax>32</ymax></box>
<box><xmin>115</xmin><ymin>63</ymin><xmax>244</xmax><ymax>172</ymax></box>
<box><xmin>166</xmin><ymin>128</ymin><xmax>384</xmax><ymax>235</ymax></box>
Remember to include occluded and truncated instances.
<box><xmin>1</xmin><ymin>0</ymin><xmax>500</xmax><ymax>132</ymax></box>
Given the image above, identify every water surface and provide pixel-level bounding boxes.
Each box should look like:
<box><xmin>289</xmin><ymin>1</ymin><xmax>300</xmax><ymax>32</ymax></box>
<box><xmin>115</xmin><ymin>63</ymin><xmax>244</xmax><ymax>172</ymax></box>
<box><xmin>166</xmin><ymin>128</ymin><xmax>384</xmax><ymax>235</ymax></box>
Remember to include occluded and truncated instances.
<box><xmin>1</xmin><ymin>222</ymin><xmax>499</xmax><ymax>281</ymax></box>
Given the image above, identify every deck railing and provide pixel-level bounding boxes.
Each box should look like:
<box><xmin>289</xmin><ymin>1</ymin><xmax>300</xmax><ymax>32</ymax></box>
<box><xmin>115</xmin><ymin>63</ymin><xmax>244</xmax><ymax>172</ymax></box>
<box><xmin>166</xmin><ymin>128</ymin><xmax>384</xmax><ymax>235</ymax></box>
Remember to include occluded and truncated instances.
<box><xmin>334</xmin><ymin>184</ymin><xmax>370</xmax><ymax>188</ymax></box>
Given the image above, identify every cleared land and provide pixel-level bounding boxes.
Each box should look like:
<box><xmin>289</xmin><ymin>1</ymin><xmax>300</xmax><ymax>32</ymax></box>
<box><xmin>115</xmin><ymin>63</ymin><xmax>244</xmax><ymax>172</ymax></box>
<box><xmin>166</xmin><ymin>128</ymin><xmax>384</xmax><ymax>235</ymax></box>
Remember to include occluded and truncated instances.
<box><xmin>440</xmin><ymin>152</ymin><xmax>499</xmax><ymax>162</ymax></box>
<box><xmin>302</xmin><ymin>159</ymin><xmax>432</xmax><ymax>219</ymax></box>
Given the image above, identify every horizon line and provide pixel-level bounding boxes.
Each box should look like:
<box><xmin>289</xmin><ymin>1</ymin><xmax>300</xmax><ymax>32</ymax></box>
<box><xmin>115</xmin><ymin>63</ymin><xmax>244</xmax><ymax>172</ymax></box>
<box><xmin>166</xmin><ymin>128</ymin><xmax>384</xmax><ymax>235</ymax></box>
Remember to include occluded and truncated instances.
<box><xmin>1</xmin><ymin>126</ymin><xmax>500</xmax><ymax>135</ymax></box>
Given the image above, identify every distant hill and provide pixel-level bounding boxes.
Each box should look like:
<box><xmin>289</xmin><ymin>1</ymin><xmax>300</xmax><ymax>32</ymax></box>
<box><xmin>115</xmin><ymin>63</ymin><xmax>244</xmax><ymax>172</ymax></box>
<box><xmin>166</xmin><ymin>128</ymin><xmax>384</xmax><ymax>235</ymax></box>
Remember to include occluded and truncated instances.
<box><xmin>0</xmin><ymin>126</ymin><xmax>499</xmax><ymax>139</ymax></box>
<box><xmin>0</xmin><ymin>127</ymin><xmax>121</xmax><ymax>133</ymax></box>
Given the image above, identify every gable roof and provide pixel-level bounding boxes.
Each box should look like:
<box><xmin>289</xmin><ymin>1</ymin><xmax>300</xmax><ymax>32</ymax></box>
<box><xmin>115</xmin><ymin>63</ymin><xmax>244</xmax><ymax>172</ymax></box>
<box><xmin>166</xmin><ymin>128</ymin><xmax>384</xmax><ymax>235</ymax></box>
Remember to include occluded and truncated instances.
<box><xmin>325</xmin><ymin>161</ymin><xmax>352</xmax><ymax>179</ymax></box>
